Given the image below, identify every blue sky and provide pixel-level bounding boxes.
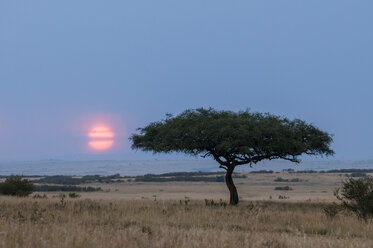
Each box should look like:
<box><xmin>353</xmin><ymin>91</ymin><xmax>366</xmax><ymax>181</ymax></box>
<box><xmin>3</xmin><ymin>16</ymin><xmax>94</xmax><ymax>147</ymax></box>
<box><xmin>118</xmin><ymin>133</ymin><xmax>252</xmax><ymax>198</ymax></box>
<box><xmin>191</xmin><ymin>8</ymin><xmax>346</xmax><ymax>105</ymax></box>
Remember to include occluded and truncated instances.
<box><xmin>0</xmin><ymin>1</ymin><xmax>372</xmax><ymax>160</ymax></box>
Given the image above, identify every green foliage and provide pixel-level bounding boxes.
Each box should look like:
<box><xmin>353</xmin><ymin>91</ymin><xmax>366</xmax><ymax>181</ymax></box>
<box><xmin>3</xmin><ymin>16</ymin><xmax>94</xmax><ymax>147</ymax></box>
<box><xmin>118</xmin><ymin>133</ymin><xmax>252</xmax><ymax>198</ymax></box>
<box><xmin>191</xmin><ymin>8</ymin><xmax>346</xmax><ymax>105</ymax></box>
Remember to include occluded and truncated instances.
<box><xmin>146</xmin><ymin>171</ymin><xmax>225</xmax><ymax>177</ymax></box>
<box><xmin>294</xmin><ymin>170</ymin><xmax>317</xmax><ymax>173</ymax></box>
<box><xmin>134</xmin><ymin>173</ymin><xmax>225</xmax><ymax>182</ymax></box>
<box><xmin>274</xmin><ymin>177</ymin><xmax>288</xmax><ymax>182</ymax></box>
<box><xmin>33</xmin><ymin>174</ymin><xmax>121</xmax><ymax>185</ymax></box>
<box><xmin>130</xmin><ymin>108</ymin><xmax>334</xmax><ymax>167</ymax></box>
<box><xmin>204</xmin><ymin>199</ymin><xmax>227</xmax><ymax>207</ymax></box>
<box><xmin>274</xmin><ymin>186</ymin><xmax>292</xmax><ymax>191</ymax></box>
<box><xmin>349</xmin><ymin>172</ymin><xmax>367</xmax><ymax>178</ymax></box>
<box><xmin>33</xmin><ymin>185</ymin><xmax>102</xmax><ymax>192</ymax></box>
<box><xmin>320</xmin><ymin>169</ymin><xmax>373</xmax><ymax>173</ymax></box>
<box><xmin>274</xmin><ymin>177</ymin><xmax>302</xmax><ymax>182</ymax></box>
<box><xmin>335</xmin><ymin>177</ymin><xmax>373</xmax><ymax>221</ymax></box>
<box><xmin>0</xmin><ymin>175</ymin><xmax>34</xmax><ymax>197</ymax></box>
<box><xmin>136</xmin><ymin>176</ymin><xmax>225</xmax><ymax>182</ymax></box>
<box><xmin>250</xmin><ymin>170</ymin><xmax>274</xmax><ymax>174</ymax></box>
<box><xmin>278</xmin><ymin>195</ymin><xmax>290</xmax><ymax>199</ymax></box>
<box><xmin>33</xmin><ymin>193</ymin><xmax>48</xmax><ymax>199</ymax></box>
<box><xmin>33</xmin><ymin>176</ymin><xmax>84</xmax><ymax>185</ymax></box>
<box><xmin>68</xmin><ymin>192</ymin><xmax>80</xmax><ymax>198</ymax></box>
<box><xmin>323</xmin><ymin>203</ymin><xmax>341</xmax><ymax>219</ymax></box>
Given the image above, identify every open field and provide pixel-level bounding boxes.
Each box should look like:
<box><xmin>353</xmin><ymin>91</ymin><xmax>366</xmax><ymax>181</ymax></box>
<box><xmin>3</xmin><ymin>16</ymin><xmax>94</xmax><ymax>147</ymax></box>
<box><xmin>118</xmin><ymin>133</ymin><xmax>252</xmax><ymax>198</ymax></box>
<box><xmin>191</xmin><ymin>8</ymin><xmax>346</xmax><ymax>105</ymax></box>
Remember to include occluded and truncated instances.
<box><xmin>1</xmin><ymin>172</ymin><xmax>372</xmax><ymax>247</ymax></box>
<box><xmin>0</xmin><ymin>197</ymin><xmax>372</xmax><ymax>248</ymax></box>
<box><xmin>38</xmin><ymin>171</ymin><xmax>372</xmax><ymax>202</ymax></box>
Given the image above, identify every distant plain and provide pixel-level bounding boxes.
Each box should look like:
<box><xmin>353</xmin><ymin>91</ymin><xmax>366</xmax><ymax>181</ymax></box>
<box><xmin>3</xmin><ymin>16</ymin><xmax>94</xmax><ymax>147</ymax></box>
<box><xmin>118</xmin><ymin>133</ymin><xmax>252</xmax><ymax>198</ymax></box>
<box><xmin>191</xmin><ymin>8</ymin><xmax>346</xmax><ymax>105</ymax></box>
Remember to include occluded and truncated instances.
<box><xmin>1</xmin><ymin>166</ymin><xmax>373</xmax><ymax>247</ymax></box>
<box><xmin>1</xmin><ymin>171</ymin><xmax>373</xmax><ymax>248</ymax></box>
<box><xmin>69</xmin><ymin>171</ymin><xmax>349</xmax><ymax>202</ymax></box>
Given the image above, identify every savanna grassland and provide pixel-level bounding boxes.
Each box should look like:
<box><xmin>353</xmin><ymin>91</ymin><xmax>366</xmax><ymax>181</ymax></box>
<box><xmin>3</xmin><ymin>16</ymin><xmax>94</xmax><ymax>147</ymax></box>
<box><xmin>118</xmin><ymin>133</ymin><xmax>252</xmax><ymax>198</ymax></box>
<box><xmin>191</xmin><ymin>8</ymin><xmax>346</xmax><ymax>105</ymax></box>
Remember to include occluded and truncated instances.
<box><xmin>0</xmin><ymin>197</ymin><xmax>372</xmax><ymax>248</ymax></box>
<box><xmin>0</xmin><ymin>172</ymin><xmax>372</xmax><ymax>248</ymax></box>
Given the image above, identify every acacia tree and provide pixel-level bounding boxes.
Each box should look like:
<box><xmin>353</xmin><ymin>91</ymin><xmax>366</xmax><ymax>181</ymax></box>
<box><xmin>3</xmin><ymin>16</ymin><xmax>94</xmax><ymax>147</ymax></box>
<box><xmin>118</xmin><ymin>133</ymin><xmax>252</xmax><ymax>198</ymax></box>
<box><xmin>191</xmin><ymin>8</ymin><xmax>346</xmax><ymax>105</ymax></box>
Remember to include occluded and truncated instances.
<box><xmin>130</xmin><ymin>108</ymin><xmax>334</xmax><ymax>205</ymax></box>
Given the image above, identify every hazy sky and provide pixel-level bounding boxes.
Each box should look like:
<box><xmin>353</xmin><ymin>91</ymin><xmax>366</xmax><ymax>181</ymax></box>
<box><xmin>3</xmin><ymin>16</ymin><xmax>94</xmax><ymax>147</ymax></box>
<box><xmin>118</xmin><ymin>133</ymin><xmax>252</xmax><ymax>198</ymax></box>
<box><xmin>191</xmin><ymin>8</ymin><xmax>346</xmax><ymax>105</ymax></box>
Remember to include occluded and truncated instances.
<box><xmin>0</xmin><ymin>1</ymin><xmax>372</xmax><ymax>160</ymax></box>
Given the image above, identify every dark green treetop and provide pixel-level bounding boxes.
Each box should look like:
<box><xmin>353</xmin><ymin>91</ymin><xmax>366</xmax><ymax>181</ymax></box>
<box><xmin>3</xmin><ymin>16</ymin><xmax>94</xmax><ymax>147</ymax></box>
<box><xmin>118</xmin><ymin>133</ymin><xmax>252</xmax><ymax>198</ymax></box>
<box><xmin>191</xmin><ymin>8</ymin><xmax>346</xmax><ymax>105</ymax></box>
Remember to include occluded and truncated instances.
<box><xmin>131</xmin><ymin>108</ymin><xmax>334</xmax><ymax>168</ymax></box>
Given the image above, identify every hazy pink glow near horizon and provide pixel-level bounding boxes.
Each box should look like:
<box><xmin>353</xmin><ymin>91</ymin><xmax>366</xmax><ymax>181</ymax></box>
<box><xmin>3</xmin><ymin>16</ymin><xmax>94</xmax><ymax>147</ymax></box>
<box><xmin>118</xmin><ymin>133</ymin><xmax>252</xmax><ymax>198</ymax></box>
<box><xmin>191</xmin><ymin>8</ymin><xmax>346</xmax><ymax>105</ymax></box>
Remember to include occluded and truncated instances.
<box><xmin>87</xmin><ymin>126</ymin><xmax>115</xmax><ymax>151</ymax></box>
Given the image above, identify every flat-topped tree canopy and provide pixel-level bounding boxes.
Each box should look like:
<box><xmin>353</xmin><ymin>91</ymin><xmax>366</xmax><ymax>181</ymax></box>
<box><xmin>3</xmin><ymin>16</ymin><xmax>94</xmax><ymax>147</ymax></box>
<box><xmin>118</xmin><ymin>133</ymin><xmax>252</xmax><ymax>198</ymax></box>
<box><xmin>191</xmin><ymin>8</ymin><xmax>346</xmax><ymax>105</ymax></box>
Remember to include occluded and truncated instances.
<box><xmin>130</xmin><ymin>108</ymin><xmax>334</xmax><ymax>205</ymax></box>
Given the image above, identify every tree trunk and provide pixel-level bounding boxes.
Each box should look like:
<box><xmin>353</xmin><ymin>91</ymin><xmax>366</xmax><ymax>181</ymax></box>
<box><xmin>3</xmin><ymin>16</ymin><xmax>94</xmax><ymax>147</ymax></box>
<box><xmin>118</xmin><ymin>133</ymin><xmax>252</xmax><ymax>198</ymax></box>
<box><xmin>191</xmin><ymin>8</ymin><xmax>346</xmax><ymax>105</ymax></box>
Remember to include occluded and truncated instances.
<box><xmin>225</xmin><ymin>166</ymin><xmax>239</xmax><ymax>205</ymax></box>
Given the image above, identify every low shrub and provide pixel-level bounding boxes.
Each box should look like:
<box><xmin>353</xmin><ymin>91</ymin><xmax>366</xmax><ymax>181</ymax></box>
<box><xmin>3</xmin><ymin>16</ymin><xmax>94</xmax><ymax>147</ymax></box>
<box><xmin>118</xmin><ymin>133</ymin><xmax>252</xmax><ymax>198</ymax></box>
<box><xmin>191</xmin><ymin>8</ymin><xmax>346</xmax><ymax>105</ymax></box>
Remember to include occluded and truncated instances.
<box><xmin>33</xmin><ymin>193</ymin><xmax>48</xmax><ymax>199</ymax></box>
<box><xmin>274</xmin><ymin>186</ymin><xmax>292</xmax><ymax>191</ymax></box>
<box><xmin>68</xmin><ymin>192</ymin><xmax>81</xmax><ymax>198</ymax></box>
<box><xmin>335</xmin><ymin>177</ymin><xmax>373</xmax><ymax>221</ymax></box>
<box><xmin>204</xmin><ymin>199</ymin><xmax>227</xmax><ymax>207</ymax></box>
<box><xmin>0</xmin><ymin>175</ymin><xmax>34</xmax><ymax>197</ymax></box>
<box><xmin>250</xmin><ymin>170</ymin><xmax>273</xmax><ymax>174</ymax></box>
<box><xmin>34</xmin><ymin>185</ymin><xmax>102</xmax><ymax>192</ymax></box>
<box><xmin>274</xmin><ymin>177</ymin><xmax>302</xmax><ymax>182</ymax></box>
<box><xmin>278</xmin><ymin>195</ymin><xmax>290</xmax><ymax>199</ymax></box>
<box><xmin>274</xmin><ymin>177</ymin><xmax>288</xmax><ymax>182</ymax></box>
<box><xmin>349</xmin><ymin>172</ymin><xmax>367</xmax><ymax>178</ymax></box>
<box><xmin>323</xmin><ymin>203</ymin><xmax>341</xmax><ymax>219</ymax></box>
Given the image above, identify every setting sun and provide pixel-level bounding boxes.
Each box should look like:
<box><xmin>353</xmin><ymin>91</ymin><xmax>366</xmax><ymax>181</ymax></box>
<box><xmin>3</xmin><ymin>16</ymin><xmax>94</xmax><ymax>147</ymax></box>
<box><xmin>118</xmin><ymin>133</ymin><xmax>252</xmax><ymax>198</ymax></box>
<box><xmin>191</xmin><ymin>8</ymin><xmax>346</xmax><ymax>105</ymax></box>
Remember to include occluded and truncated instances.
<box><xmin>87</xmin><ymin>126</ymin><xmax>115</xmax><ymax>151</ymax></box>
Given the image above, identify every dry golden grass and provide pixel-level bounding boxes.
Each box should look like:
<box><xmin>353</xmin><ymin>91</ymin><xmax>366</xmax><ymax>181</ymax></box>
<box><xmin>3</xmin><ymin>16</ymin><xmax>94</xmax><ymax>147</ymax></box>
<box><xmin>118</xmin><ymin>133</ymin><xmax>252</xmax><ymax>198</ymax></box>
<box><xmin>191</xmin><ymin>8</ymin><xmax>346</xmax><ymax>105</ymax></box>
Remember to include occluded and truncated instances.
<box><xmin>0</xmin><ymin>196</ymin><xmax>372</xmax><ymax>248</ymax></box>
<box><xmin>75</xmin><ymin>172</ymin><xmax>351</xmax><ymax>202</ymax></box>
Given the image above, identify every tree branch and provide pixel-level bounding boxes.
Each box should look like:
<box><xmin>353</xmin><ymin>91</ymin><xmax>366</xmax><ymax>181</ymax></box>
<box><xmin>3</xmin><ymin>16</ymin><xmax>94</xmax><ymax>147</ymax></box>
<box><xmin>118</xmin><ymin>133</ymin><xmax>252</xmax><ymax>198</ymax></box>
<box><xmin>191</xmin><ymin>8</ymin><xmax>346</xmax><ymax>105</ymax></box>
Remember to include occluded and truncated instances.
<box><xmin>279</xmin><ymin>156</ymin><xmax>300</xmax><ymax>163</ymax></box>
<box><xmin>201</xmin><ymin>152</ymin><xmax>211</xmax><ymax>158</ymax></box>
<box><xmin>211</xmin><ymin>152</ymin><xmax>229</xmax><ymax>166</ymax></box>
<box><xmin>230</xmin><ymin>153</ymin><xmax>302</xmax><ymax>166</ymax></box>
